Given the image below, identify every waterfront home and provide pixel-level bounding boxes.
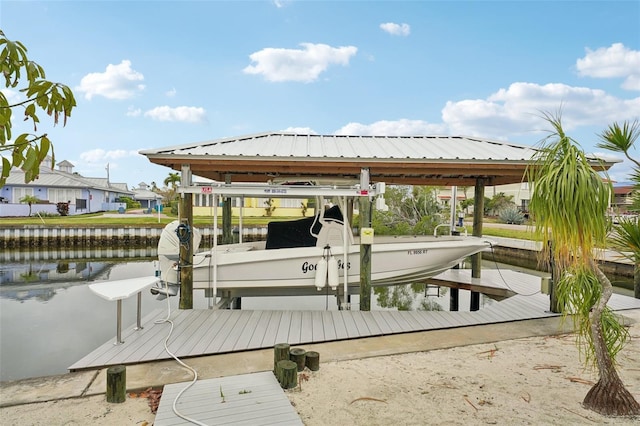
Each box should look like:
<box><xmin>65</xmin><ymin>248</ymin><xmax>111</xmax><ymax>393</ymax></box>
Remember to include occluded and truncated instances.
<box><xmin>0</xmin><ymin>157</ymin><xmax>132</xmax><ymax>216</ymax></box>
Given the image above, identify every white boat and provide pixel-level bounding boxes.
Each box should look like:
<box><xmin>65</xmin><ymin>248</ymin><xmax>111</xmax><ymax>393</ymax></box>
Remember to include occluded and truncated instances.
<box><xmin>156</xmin><ymin>204</ymin><xmax>492</xmax><ymax>295</ymax></box>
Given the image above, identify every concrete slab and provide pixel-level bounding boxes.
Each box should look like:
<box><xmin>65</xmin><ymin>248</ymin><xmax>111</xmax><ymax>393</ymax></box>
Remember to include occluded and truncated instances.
<box><xmin>0</xmin><ymin>370</ymin><xmax>98</xmax><ymax>407</ymax></box>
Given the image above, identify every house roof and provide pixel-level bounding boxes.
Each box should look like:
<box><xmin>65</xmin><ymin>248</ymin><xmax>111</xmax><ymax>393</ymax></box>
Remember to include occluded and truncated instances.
<box><xmin>5</xmin><ymin>164</ymin><xmax>133</xmax><ymax>195</ymax></box>
<box><xmin>140</xmin><ymin>132</ymin><xmax>618</xmax><ymax>186</ymax></box>
<box><xmin>613</xmin><ymin>186</ymin><xmax>635</xmax><ymax>195</ymax></box>
<box><xmin>133</xmin><ymin>188</ymin><xmax>161</xmax><ymax>200</ymax></box>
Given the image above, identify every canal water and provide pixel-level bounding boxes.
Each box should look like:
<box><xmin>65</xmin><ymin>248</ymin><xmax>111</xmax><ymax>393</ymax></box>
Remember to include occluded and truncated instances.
<box><xmin>0</xmin><ymin>248</ymin><xmax>634</xmax><ymax>382</ymax></box>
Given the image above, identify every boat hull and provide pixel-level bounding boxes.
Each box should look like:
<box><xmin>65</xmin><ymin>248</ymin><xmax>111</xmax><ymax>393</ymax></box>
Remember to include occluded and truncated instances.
<box><xmin>159</xmin><ymin>235</ymin><xmax>492</xmax><ymax>291</ymax></box>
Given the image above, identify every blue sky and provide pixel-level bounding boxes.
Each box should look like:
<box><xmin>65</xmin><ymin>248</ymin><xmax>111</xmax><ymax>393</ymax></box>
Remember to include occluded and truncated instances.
<box><xmin>2</xmin><ymin>0</ymin><xmax>639</xmax><ymax>189</ymax></box>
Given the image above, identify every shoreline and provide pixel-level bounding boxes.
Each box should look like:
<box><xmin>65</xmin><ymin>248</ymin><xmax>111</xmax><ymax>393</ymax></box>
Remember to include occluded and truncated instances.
<box><xmin>1</xmin><ymin>310</ymin><xmax>639</xmax><ymax>424</ymax></box>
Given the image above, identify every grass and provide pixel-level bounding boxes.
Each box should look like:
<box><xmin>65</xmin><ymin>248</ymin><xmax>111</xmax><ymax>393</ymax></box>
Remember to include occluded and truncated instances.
<box><xmin>0</xmin><ymin>212</ymin><xmax>310</xmax><ymax>227</ymax></box>
<box><xmin>481</xmin><ymin>227</ymin><xmax>538</xmax><ymax>240</ymax></box>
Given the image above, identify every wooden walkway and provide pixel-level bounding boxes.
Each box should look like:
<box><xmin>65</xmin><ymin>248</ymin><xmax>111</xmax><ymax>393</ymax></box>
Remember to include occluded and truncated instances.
<box><xmin>69</xmin><ymin>270</ymin><xmax>640</xmax><ymax>372</ymax></box>
<box><xmin>154</xmin><ymin>371</ymin><xmax>303</xmax><ymax>426</ymax></box>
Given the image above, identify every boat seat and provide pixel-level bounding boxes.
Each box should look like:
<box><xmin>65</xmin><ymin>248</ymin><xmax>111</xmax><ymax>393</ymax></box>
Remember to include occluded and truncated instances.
<box><xmin>316</xmin><ymin>220</ymin><xmax>353</xmax><ymax>247</ymax></box>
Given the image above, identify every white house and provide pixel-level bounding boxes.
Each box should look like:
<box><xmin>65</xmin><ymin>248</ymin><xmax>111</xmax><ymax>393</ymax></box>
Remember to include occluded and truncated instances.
<box><xmin>0</xmin><ymin>157</ymin><xmax>132</xmax><ymax>216</ymax></box>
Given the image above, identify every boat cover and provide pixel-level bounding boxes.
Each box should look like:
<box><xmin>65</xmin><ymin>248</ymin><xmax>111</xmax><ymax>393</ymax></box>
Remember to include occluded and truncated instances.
<box><xmin>265</xmin><ymin>205</ymin><xmax>343</xmax><ymax>249</ymax></box>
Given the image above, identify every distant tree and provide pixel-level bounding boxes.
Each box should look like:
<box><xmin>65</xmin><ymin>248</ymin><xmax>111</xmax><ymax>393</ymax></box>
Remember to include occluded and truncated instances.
<box><xmin>373</xmin><ymin>186</ymin><xmax>441</xmax><ymax>235</ymax></box>
<box><xmin>484</xmin><ymin>192</ymin><xmax>515</xmax><ymax>216</ymax></box>
<box><xmin>0</xmin><ymin>30</ymin><xmax>77</xmax><ymax>187</ymax></box>
<box><xmin>19</xmin><ymin>194</ymin><xmax>39</xmax><ymax>216</ymax></box>
<box><xmin>162</xmin><ymin>172</ymin><xmax>181</xmax><ymax>207</ymax></box>
<box><xmin>528</xmin><ymin>112</ymin><xmax>640</xmax><ymax>416</ymax></box>
<box><xmin>598</xmin><ymin>120</ymin><xmax>640</xmax><ymax>299</ymax></box>
<box><xmin>163</xmin><ymin>172</ymin><xmax>181</xmax><ymax>189</ymax></box>
<box><xmin>597</xmin><ymin>120</ymin><xmax>640</xmax><ymax>212</ymax></box>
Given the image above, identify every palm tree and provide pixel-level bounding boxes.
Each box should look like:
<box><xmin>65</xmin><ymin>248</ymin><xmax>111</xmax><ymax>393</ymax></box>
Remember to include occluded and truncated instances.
<box><xmin>528</xmin><ymin>112</ymin><xmax>640</xmax><ymax>416</ymax></box>
<box><xmin>163</xmin><ymin>172</ymin><xmax>181</xmax><ymax>208</ymax></box>
<box><xmin>597</xmin><ymin>120</ymin><xmax>640</xmax><ymax>299</ymax></box>
<box><xmin>163</xmin><ymin>172</ymin><xmax>181</xmax><ymax>190</ymax></box>
<box><xmin>19</xmin><ymin>194</ymin><xmax>39</xmax><ymax>216</ymax></box>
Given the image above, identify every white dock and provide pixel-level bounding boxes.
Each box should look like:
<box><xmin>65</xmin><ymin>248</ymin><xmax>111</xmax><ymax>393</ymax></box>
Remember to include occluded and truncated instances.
<box><xmin>154</xmin><ymin>371</ymin><xmax>303</xmax><ymax>426</ymax></box>
<box><xmin>69</xmin><ymin>270</ymin><xmax>640</xmax><ymax>372</ymax></box>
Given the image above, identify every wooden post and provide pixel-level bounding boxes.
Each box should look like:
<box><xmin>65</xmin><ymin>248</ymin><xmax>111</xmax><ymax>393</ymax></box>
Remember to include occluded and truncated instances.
<box><xmin>179</xmin><ymin>193</ymin><xmax>193</xmax><ymax>310</ymax></box>
<box><xmin>471</xmin><ymin>178</ymin><xmax>485</xmax><ymax>279</ymax></box>
<box><xmin>548</xmin><ymin>241</ymin><xmax>561</xmax><ymax>313</ymax></box>
<box><xmin>305</xmin><ymin>351</ymin><xmax>320</xmax><ymax>371</ymax></box>
<box><xmin>222</xmin><ymin>174</ymin><xmax>233</xmax><ymax>245</ymax></box>
<box><xmin>273</xmin><ymin>343</ymin><xmax>290</xmax><ymax>372</ymax></box>
<box><xmin>469</xmin><ymin>178</ymin><xmax>484</xmax><ymax>311</ymax></box>
<box><xmin>289</xmin><ymin>348</ymin><xmax>306</xmax><ymax>372</ymax></box>
<box><xmin>359</xmin><ymin>190</ymin><xmax>372</xmax><ymax>311</ymax></box>
<box><xmin>450</xmin><ymin>287</ymin><xmax>459</xmax><ymax>311</ymax></box>
<box><xmin>634</xmin><ymin>263</ymin><xmax>639</xmax><ymax>300</ymax></box>
<box><xmin>106</xmin><ymin>365</ymin><xmax>126</xmax><ymax>403</ymax></box>
<box><xmin>470</xmin><ymin>291</ymin><xmax>480</xmax><ymax>311</ymax></box>
<box><xmin>276</xmin><ymin>360</ymin><xmax>297</xmax><ymax>389</ymax></box>
<box><xmin>179</xmin><ymin>164</ymin><xmax>193</xmax><ymax>310</ymax></box>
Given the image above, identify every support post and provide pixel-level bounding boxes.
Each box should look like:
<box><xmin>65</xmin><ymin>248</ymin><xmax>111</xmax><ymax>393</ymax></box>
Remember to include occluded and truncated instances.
<box><xmin>359</xmin><ymin>169</ymin><xmax>372</xmax><ymax>311</ymax></box>
<box><xmin>135</xmin><ymin>292</ymin><xmax>143</xmax><ymax>330</ymax></box>
<box><xmin>634</xmin><ymin>263</ymin><xmax>639</xmax><ymax>300</ymax></box>
<box><xmin>450</xmin><ymin>288</ymin><xmax>459</xmax><ymax>311</ymax></box>
<box><xmin>273</xmin><ymin>343</ymin><xmax>290</xmax><ymax>372</ymax></box>
<box><xmin>179</xmin><ymin>165</ymin><xmax>193</xmax><ymax>310</ymax></box>
<box><xmin>276</xmin><ymin>360</ymin><xmax>297</xmax><ymax>389</ymax></box>
<box><xmin>289</xmin><ymin>348</ymin><xmax>307</xmax><ymax>372</ymax></box>
<box><xmin>469</xmin><ymin>178</ymin><xmax>485</xmax><ymax>309</ymax></box>
<box><xmin>470</xmin><ymin>291</ymin><xmax>480</xmax><ymax>311</ymax></box>
<box><xmin>548</xmin><ymin>241</ymin><xmax>561</xmax><ymax>313</ymax></box>
<box><xmin>305</xmin><ymin>351</ymin><xmax>320</xmax><ymax>371</ymax></box>
<box><xmin>116</xmin><ymin>299</ymin><xmax>123</xmax><ymax>344</ymax></box>
<box><xmin>222</xmin><ymin>174</ymin><xmax>233</xmax><ymax>244</ymax></box>
<box><xmin>471</xmin><ymin>178</ymin><xmax>485</xmax><ymax>279</ymax></box>
<box><xmin>106</xmin><ymin>365</ymin><xmax>126</xmax><ymax>403</ymax></box>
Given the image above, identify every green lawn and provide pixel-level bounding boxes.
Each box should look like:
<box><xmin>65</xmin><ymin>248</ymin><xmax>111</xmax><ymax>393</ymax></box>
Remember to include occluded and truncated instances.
<box><xmin>0</xmin><ymin>213</ymin><xmax>307</xmax><ymax>227</ymax></box>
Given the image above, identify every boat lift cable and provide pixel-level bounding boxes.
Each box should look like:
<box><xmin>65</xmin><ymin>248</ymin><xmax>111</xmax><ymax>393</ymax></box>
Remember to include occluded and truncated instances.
<box><xmin>154</xmin><ymin>278</ymin><xmax>209</xmax><ymax>426</ymax></box>
<box><xmin>487</xmin><ymin>242</ymin><xmax>541</xmax><ymax>297</ymax></box>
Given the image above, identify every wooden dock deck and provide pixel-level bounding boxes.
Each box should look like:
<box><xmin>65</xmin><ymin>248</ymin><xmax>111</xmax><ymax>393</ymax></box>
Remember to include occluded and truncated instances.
<box><xmin>154</xmin><ymin>371</ymin><xmax>303</xmax><ymax>426</ymax></box>
<box><xmin>69</xmin><ymin>270</ymin><xmax>640</xmax><ymax>372</ymax></box>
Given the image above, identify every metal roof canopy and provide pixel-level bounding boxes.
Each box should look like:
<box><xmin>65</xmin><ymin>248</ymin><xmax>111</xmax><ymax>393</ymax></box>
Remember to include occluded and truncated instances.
<box><xmin>140</xmin><ymin>132</ymin><xmax>616</xmax><ymax>186</ymax></box>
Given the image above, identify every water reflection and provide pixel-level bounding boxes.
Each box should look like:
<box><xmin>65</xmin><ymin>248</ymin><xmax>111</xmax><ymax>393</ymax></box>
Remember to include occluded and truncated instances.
<box><xmin>374</xmin><ymin>282</ymin><xmax>495</xmax><ymax>312</ymax></box>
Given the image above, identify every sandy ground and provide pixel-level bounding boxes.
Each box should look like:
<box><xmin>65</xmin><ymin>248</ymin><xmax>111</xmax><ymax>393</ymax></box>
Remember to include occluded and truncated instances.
<box><xmin>2</xmin><ymin>320</ymin><xmax>639</xmax><ymax>425</ymax></box>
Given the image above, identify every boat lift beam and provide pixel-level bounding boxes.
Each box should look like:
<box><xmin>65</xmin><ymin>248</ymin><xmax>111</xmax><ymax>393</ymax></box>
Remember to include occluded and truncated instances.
<box><xmin>177</xmin><ymin>182</ymin><xmax>385</xmax><ymax>198</ymax></box>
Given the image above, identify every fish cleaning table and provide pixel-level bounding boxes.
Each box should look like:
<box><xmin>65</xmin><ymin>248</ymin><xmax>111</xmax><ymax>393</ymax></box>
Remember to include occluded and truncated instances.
<box><xmin>89</xmin><ymin>276</ymin><xmax>160</xmax><ymax>344</ymax></box>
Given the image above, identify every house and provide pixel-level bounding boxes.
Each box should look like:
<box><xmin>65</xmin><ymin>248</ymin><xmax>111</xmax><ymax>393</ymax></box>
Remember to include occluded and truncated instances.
<box><xmin>131</xmin><ymin>182</ymin><xmax>163</xmax><ymax>212</ymax></box>
<box><xmin>435</xmin><ymin>182</ymin><xmax>532</xmax><ymax>215</ymax></box>
<box><xmin>0</xmin><ymin>157</ymin><xmax>132</xmax><ymax>216</ymax></box>
<box><xmin>611</xmin><ymin>185</ymin><xmax>637</xmax><ymax>214</ymax></box>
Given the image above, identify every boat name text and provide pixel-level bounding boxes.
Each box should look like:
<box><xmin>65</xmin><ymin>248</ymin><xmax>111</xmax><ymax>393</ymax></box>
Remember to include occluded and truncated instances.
<box><xmin>302</xmin><ymin>259</ymin><xmax>351</xmax><ymax>274</ymax></box>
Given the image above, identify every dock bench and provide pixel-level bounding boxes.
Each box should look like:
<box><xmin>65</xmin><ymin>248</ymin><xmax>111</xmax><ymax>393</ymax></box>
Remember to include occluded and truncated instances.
<box><xmin>89</xmin><ymin>276</ymin><xmax>160</xmax><ymax>344</ymax></box>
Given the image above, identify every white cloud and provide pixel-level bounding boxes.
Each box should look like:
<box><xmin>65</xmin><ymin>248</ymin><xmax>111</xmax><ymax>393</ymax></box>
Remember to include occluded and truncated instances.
<box><xmin>79</xmin><ymin>148</ymin><xmax>136</xmax><ymax>163</ymax></box>
<box><xmin>126</xmin><ymin>106</ymin><xmax>142</xmax><ymax>117</ymax></box>
<box><xmin>166</xmin><ymin>88</ymin><xmax>177</xmax><ymax>97</ymax></box>
<box><xmin>243</xmin><ymin>43</ymin><xmax>358</xmax><ymax>82</ymax></box>
<box><xmin>280</xmin><ymin>126</ymin><xmax>317</xmax><ymax>134</ymax></box>
<box><xmin>576</xmin><ymin>43</ymin><xmax>640</xmax><ymax>91</ymax></box>
<box><xmin>1</xmin><ymin>88</ymin><xmax>21</xmax><ymax>104</ymax></box>
<box><xmin>144</xmin><ymin>106</ymin><xmax>206</xmax><ymax>123</ymax></box>
<box><xmin>441</xmin><ymin>82</ymin><xmax>640</xmax><ymax>138</ymax></box>
<box><xmin>334</xmin><ymin>119</ymin><xmax>446</xmax><ymax>136</ymax></box>
<box><xmin>77</xmin><ymin>60</ymin><xmax>145</xmax><ymax>100</ymax></box>
<box><xmin>380</xmin><ymin>22</ymin><xmax>410</xmax><ymax>36</ymax></box>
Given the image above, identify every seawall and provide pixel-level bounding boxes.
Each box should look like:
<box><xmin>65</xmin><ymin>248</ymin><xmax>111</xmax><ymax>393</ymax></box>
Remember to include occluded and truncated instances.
<box><xmin>0</xmin><ymin>226</ymin><xmax>634</xmax><ymax>278</ymax></box>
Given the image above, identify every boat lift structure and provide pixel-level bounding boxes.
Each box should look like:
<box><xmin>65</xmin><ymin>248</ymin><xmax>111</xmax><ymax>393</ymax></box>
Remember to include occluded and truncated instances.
<box><xmin>174</xmin><ymin>178</ymin><xmax>387</xmax><ymax>310</ymax></box>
